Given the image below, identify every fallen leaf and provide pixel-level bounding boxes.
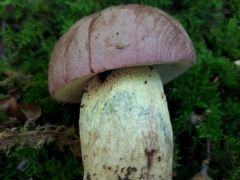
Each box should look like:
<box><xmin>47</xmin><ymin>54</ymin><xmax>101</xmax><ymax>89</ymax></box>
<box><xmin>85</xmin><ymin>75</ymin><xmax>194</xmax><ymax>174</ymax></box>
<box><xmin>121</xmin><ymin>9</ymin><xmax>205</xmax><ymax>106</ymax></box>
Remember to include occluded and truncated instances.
<box><xmin>0</xmin><ymin>96</ymin><xmax>18</xmax><ymax>116</ymax></box>
<box><xmin>18</xmin><ymin>103</ymin><xmax>42</xmax><ymax>122</ymax></box>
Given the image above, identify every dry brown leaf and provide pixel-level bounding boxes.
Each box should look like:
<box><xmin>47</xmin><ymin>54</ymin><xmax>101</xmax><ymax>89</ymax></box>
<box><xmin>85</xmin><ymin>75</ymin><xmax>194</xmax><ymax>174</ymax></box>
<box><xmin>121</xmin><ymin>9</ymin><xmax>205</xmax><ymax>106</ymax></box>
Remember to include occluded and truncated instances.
<box><xmin>18</xmin><ymin>103</ymin><xmax>42</xmax><ymax>121</ymax></box>
<box><xmin>0</xmin><ymin>97</ymin><xmax>42</xmax><ymax>129</ymax></box>
<box><xmin>0</xmin><ymin>96</ymin><xmax>18</xmax><ymax>115</ymax></box>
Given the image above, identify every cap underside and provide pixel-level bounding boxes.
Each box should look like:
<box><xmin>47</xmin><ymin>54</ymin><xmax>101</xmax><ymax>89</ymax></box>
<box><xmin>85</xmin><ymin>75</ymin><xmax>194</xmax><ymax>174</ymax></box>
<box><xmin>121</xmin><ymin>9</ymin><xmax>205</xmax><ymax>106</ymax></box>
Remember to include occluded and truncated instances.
<box><xmin>53</xmin><ymin>61</ymin><xmax>192</xmax><ymax>103</ymax></box>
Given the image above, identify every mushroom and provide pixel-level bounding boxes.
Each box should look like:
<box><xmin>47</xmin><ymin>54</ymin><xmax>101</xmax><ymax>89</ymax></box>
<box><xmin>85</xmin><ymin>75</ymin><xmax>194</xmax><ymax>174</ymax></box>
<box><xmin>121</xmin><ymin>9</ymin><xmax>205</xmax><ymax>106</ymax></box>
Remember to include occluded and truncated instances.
<box><xmin>48</xmin><ymin>4</ymin><xmax>195</xmax><ymax>179</ymax></box>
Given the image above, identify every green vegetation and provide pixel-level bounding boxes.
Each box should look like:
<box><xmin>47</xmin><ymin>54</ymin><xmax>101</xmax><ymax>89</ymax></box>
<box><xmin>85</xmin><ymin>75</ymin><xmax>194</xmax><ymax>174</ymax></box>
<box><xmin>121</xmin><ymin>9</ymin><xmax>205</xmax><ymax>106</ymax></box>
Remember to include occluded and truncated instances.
<box><xmin>0</xmin><ymin>0</ymin><xmax>239</xmax><ymax>179</ymax></box>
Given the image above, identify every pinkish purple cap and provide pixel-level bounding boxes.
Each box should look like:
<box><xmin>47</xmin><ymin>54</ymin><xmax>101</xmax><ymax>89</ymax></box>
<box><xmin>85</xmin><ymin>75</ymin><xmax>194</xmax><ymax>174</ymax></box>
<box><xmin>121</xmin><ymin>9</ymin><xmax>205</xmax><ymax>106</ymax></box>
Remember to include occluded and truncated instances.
<box><xmin>49</xmin><ymin>4</ymin><xmax>196</xmax><ymax>103</ymax></box>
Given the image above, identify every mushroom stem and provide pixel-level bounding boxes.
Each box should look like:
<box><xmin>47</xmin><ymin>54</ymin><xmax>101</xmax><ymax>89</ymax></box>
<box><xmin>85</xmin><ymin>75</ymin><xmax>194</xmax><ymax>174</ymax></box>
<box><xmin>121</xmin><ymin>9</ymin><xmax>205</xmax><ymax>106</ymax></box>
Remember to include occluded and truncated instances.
<box><xmin>80</xmin><ymin>66</ymin><xmax>173</xmax><ymax>179</ymax></box>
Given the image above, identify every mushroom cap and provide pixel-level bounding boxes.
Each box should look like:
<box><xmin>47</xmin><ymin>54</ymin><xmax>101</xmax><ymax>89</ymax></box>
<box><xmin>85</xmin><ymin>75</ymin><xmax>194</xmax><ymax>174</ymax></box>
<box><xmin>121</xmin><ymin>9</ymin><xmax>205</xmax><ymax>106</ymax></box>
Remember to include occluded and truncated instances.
<box><xmin>48</xmin><ymin>4</ymin><xmax>196</xmax><ymax>103</ymax></box>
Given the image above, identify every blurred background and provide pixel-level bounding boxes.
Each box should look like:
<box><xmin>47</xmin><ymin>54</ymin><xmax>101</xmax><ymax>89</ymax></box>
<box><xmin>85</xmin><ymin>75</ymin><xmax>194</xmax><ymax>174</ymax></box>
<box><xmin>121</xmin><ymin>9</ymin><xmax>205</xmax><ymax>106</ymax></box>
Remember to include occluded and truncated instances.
<box><xmin>0</xmin><ymin>0</ymin><xmax>239</xmax><ymax>179</ymax></box>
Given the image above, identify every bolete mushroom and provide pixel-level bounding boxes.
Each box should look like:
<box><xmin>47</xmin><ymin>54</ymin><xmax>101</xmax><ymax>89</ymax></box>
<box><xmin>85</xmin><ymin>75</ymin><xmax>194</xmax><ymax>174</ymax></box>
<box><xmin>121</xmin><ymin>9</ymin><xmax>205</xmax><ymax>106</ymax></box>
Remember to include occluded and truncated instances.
<box><xmin>48</xmin><ymin>4</ymin><xmax>195</xmax><ymax>179</ymax></box>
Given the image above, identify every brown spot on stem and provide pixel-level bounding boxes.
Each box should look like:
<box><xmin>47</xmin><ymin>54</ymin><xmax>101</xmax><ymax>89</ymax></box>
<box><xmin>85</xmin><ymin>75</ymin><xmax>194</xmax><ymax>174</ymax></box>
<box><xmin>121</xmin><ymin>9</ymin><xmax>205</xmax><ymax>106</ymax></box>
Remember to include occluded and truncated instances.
<box><xmin>145</xmin><ymin>148</ymin><xmax>156</xmax><ymax>176</ymax></box>
<box><xmin>86</xmin><ymin>172</ymin><xmax>91</xmax><ymax>180</ymax></box>
<box><xmin>121</xmin><ymin>167</ymin><xmax>125</xmax><ymax>173</ymax></box>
